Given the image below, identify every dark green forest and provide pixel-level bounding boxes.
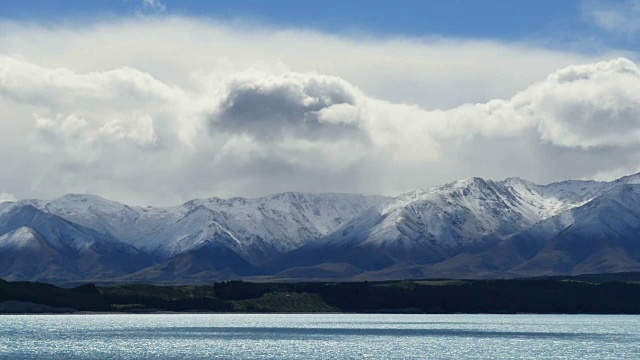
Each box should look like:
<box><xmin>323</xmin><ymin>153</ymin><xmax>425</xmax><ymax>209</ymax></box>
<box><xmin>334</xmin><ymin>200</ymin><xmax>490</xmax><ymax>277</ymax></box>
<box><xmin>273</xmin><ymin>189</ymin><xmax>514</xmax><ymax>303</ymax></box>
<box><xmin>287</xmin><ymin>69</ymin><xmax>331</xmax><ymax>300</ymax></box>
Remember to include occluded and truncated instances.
<box><xmin>2</xmin><ymin>273</ymin><xmax>640</xmax><ymax>314</ymax></box>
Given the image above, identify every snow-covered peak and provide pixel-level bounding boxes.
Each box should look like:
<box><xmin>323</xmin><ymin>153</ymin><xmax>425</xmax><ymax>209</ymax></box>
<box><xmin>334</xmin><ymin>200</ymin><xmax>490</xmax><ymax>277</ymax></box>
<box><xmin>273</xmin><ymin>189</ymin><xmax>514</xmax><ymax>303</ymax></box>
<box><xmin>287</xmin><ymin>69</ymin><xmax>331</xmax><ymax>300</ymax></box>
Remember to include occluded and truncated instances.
<box><xmin>0</xmin><ymin>227</ymin><xmax>42</xmax><ymax>251</ymax></box>
<box><xmin>15</xmin><ymin>193</ymin><xmax>138</xmax><ymax>221</ymax></box>
<box><xmin>165</xmin><ymin>191</ymin><xmax>390</xmax><ymax>261</ymax></box>
<box><xmin>390</xmin><ymin>177</ymin><xmax>496</xmax><ymax>209</ymax></box>
<box><xmin>5</xmin><ymin>171</ymin><xmax>640</xmax><ymax>269</ymax></box>
<box><xmin>10</xmin><ymin>190</ymin><xmax>388</xmax><ymax>263</ymax></box>
<box><xmin>500</xmin><ymin>176</ymin><xmax>537</xmax><ymax>189</ymax></box>
<box><xmin>580</xmin><ymin>183</ymin><xmax>640</xmax><ymax>210</ymax></box>
<box><xmin>444</xmin><ymin>176</ymin><xmax>489</xmax><ymax>188</ymax></box>
<box><xmin>318</xmin><ymin>172</ymin><xmax>640</xmax><ymax>256</ymax></box>
<box><xmin>43</xmin><ymin>193</ymin><xmax>130</xmax><ymax>214</ymax></box>
<box><xmin>615</xmin><ymin>172</ymin><xmax>640</xmax><ymax>185</ymax></box>
<box><xmin>0</xmin><ymin>201</ymin><xmax>15</xmax><ymax>216</ymax></box>
<box><xmin>324</xmin><ymin>176</ymin><xmax>548</xmax><ymax>253</ymax></box>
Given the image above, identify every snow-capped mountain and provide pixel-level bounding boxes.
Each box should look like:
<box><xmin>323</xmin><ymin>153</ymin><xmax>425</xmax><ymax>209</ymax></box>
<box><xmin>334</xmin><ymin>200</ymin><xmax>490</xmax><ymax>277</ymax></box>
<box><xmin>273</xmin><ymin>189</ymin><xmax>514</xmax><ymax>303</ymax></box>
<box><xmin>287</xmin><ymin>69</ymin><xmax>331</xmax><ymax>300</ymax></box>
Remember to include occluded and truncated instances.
<box><xmin>408</xmin><ymin>183</ymin><xmax>640</xmax><ymax>280</ymax></box>
<box><xmin>507</xmin><ymin>183</ymin><xmax>640</xmax><ymax>274</ymax></box>
<box><xmin>0</xmin><ymin>204</ymin><xmax>153</xmax><ymax>282</ymax></box>
<box><xmin>0</xmin><ymin>192</ymin><xmax>388</xmax><ymax>282</ymax></box>
<box><xmin>1</xmin><ymin>173</ymin><xmax>640</xmax><ymax>283</ymax></box>
<box><xmin>265</xmin><ymin>174</ymin><xmax>640</xmax><ymax>279</ymax></box>
<box><xmin>500</xmin><ymin>172</ymin><xmax>640</xmax><ymax>218</ymax></box>
<box><xmin>267</xmin><ymin>177</ymin><xmax>546</xmax><ymax>273</ymax></box>
<box><xmin>26</xmin><ymin>192</ymin><xmax>388</xmax><ymax>261</ymax></box>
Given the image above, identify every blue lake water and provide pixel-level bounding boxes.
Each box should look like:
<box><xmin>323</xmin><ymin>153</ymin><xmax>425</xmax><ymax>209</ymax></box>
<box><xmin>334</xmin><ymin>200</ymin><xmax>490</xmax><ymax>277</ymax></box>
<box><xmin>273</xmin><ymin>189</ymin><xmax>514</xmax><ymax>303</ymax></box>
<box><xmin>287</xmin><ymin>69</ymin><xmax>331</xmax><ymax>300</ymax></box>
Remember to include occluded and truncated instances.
<box><xmin>0</xmin><ymin>314</ymin><xmax>638</xmax><ymax>359</ymax></box>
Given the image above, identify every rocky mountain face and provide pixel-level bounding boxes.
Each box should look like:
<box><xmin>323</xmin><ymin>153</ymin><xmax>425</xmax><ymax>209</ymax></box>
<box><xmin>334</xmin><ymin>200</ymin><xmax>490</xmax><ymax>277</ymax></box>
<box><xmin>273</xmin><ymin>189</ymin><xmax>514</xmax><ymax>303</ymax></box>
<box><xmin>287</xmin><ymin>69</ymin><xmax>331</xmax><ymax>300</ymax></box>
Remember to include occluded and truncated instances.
<box><xmin>1</xmin><ymin>173</ymin><xmax>640</xmax><ymax>284</ymax></box>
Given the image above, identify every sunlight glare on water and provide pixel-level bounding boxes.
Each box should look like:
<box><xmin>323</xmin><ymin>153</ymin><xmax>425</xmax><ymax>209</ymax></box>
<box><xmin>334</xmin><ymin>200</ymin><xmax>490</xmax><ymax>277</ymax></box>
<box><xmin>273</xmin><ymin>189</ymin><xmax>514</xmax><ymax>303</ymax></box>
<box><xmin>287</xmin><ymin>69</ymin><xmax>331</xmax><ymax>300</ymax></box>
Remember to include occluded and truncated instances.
<box><xmin>0</xmin><ymin>314</ymin><xmax>638</xmax><ymax>359</ymax></box>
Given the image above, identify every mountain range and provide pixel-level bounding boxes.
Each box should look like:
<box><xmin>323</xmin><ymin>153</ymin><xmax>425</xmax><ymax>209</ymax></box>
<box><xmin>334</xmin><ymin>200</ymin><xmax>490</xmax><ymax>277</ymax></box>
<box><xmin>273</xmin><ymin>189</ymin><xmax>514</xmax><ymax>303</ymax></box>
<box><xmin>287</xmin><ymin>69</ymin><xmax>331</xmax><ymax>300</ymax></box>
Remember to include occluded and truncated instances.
<box><xmin>1</xmin><ymin>173</ymin><xmax>640</xmax><ymax>284</ymax></box>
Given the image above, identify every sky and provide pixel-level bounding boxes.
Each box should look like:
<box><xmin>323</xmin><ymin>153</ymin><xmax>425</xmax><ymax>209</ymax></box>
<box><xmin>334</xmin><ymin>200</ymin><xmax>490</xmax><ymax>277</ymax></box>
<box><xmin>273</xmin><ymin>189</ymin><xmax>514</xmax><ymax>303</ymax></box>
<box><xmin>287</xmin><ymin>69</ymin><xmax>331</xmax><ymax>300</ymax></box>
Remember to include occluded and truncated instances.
<box><xmin>0</xmin><ymin>0</ymin><xmax>640</xmax><ymax>205</ymax></box>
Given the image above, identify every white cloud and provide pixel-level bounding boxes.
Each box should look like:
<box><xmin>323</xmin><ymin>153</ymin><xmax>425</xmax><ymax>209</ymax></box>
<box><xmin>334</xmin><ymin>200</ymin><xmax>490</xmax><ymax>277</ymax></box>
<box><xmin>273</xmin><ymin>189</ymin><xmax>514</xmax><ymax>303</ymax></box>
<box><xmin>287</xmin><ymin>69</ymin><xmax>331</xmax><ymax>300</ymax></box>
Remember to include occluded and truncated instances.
<box><xmin>589</xmin><ymin>166</ymin><xmax>640</xmax><ymax>182</ymax></box>
<box><xmin>143</xmin><ymin>0</ymin><xmax>166</xmax><ymax>11</ymax></box>
<box><xmin>583</xmin><ymin>0</ymin><xmax>640</xmax><ymax>36</ymax></box>
<box><xmin>0</xmin><ymin>18</ymin><xmax>613</xmax><ymax>109</ymax></box>
<box><xmin>0</xmin><ymin>192</ymin><xmax>15</xmax><ymax>203</ymax></box>
<box><xmin>527</xmin><ymin>58</ymin><xmax>640</xmax><ymax>148</ymax></box>
<box><xmin>0</xmin><ymin>18</ymin><xmax>637</xmax><ymax>205</ymax></box>
<box><xmin>130</xmin><ymin>0</ymin><xmax>165</xmax><ymax>12</ymax></box>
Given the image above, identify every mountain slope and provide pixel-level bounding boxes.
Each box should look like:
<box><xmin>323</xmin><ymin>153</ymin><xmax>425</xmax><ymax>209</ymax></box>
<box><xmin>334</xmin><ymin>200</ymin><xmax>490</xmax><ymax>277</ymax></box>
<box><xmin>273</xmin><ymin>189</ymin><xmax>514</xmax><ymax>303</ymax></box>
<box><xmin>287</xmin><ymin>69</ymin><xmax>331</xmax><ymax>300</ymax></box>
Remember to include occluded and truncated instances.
<box><xmin>509</xmin><ymin>184</ymin><xmax>640</xmax><ymax>276</ymax></box>
<box><xmin>2</xmin><ymin>173</ymin><xmax>640</xmax><ymax>283</ymax></box>
<box><xmin>113</xmin><ymin>242</ymin><xmax>256</xmax><ymax>284</ymax></box>
<box><xmin>0</xmin><ymin>227</ymin><xmax>64</xmax><ymax>281</ymax></box>
<box><xmin>0</xmin><ymin>204</ymin><xmax>154</xmax><ymax>282</ymax></box>
<box><xmin>264</xmin><ymin>177</ymin><xmax>569</xmax><ymax>275</ymax></box>
<box><xmin>19</xmin><ymin>192</ymin><xmax>389</xmax><ymax>264</ymax></box>
<box><xmin>264</xmin><ymin>175</ymin><xmax>640</xmax><ymax>279</ymax></box>
<box><xmin>377</xmin><ymin>184</ymin><xmax>640</xmax><ymax>280</ymax></box>
<box><xmin>0</xmin><ymin>192</ymin><xmax>388</xmax><ymax>282</ymax></box>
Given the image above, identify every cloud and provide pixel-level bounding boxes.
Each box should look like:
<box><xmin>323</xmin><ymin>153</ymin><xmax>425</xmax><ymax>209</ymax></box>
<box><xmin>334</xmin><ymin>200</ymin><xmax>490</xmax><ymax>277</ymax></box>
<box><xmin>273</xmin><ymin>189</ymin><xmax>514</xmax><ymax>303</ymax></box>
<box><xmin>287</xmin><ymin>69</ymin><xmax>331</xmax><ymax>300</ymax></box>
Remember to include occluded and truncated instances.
<box><xmin>583</xmin><ymin>0</ymin><xmax>640</xmax><ymax>36</ymax></box>
<box><xmin>0</xmin><ymin>192</ymin><xmax>15</xmax><ymax>203</ymax></box>
<box><xmin>214</xmin><ymin>71</ymin><xmax>363</xmax><ymax>141</ymax></box>
<box><xmin>127</xmin><ymin>0</ymin><xmax>165</xmax><ymax>13</ymax></box>
<box><xmin>0</xmin><ymin>18</ymin><xmax>637</xmax><ymax>205</ymax></box>
<box><xmin>0</xmin><ymin>18</ymin><xmax>611</xmax><ymax>109</ymax></box>
<box><xmin>589</xmin><ymin>165</ymin><xmax>640</xmax><ymax>182</ymax></box>
<box><xmin>142</xmin><ymin>0</ymin><xmax>166</xmax><ymax>11</ymax></box>
<box><xmin>0</xmin><ymin>54</ymin><xmax>185</xmax><ymax>166</ymax></box>
<box><xmin>526</xmin><ymin>58</ymin><xmax>640</xmax><ymax>148</ymax></box>
<box><xmin>0</xmin><ymin>55</ymin><xmax>180</xmax><ymax>107</ymax></box>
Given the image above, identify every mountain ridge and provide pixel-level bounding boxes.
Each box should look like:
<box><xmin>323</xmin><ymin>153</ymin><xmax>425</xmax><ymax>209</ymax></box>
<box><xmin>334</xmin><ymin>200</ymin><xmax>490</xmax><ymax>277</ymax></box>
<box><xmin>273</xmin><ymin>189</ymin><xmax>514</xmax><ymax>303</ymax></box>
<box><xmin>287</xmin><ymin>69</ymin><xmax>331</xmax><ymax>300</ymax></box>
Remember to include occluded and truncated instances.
<box><xmin>2</xmin><ymin>174</ymin><xmax>640</xmax><ymax>283</ymax></box>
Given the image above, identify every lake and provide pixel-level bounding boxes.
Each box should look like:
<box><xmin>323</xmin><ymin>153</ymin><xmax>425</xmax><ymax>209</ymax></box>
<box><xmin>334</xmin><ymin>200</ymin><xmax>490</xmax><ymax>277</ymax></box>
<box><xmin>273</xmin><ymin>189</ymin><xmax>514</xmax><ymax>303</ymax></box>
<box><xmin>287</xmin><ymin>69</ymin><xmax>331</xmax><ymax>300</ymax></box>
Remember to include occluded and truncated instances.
<box><xmin>0</xmin><ymin>314</ymin><xmax>638</xmax><ymax>359</ymax></box>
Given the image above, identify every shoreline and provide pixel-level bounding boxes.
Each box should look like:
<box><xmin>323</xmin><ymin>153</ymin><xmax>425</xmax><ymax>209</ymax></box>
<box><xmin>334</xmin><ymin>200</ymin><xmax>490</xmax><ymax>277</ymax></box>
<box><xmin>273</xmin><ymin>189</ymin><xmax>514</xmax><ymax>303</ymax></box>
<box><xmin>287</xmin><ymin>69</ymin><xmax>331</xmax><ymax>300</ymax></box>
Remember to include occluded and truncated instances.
<box><xmin>4</xmin><ymin>275</ymin><xmax>640</xmax><ymax>315</ymax></box>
